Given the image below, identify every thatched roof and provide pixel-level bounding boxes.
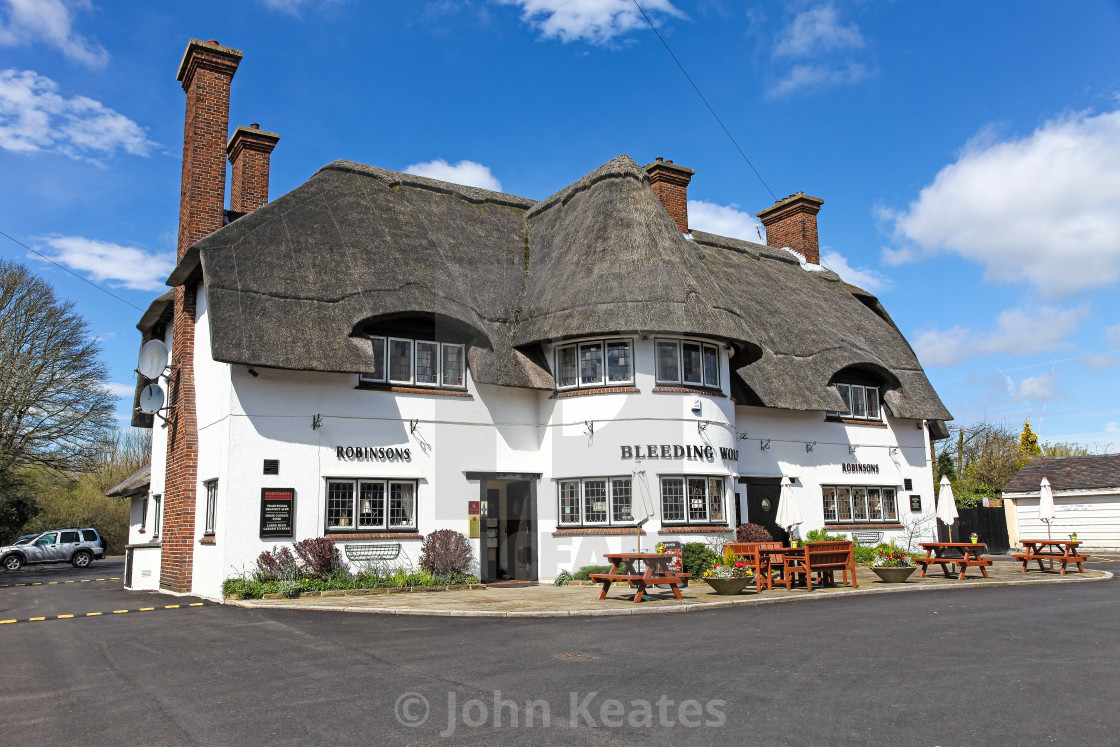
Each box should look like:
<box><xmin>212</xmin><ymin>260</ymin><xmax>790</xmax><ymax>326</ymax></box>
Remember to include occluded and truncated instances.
<box><xmin>150</xmin><ymin>154</ymin><xmax>950</xmax><ymax>421</ymax></box>
<box><xmin>1004</xmin><ymin>455</ymin><xmax>1120</xmax><ymax>494</ymax></box>
<box><xmin>106</xmin><ymin>464</ymin><xmax>150</xmax><ymax>498</ymax></box>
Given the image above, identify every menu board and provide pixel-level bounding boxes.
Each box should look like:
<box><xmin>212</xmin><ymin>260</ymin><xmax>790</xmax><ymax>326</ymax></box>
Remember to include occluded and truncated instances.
<box><xmin>260</xmin><ymin>488</ymin><xmax>295</xmax><ymax>538</ymax></box>
<box><xmin>658</xmin><ymin>540</ymin><xmax>686</xmax><ymax>587</ymax></box>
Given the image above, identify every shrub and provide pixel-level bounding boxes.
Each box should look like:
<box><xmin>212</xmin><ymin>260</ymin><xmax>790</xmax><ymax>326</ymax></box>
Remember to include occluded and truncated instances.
<box><xmin>293</xmin><ymin>537</ymin><xmax>341</xmax><ymax>579</ymax></box>
<box><xmin>554</xmin><ymin>569</ymin><xmax>574</xmax><ymax>586</ymax></box>
<box><xmin>254</xmin><ymin>545</ymin><xmax>301</xmax><ymax>581</ymax></box>
<box><xmin>735</xmin><ymin>523</ymin><xmax>774</xmax><ymax>543</ymax></box>
<box><xmin>682</xmin><ymin>543</ymin><xmax>720</xmax><ymax>578</ymax></box>
<box><xmin>419</xmin><ymin>529</ymin><xmax>474</xmax><ymax>576</ymax></box>
<box><xmin>278</xmin><ymin>579</ymin><xmax>302</xmax><ymax>598</ymax></box>
<box><xmin>804</xmin><ymin>528</ymin><xmax>845</xmax><ymax>543</ymax></box>
<box><xmin>572</xmin><ymin>565</ymin><xmax>611</xmax><ymax>580</ymax></box>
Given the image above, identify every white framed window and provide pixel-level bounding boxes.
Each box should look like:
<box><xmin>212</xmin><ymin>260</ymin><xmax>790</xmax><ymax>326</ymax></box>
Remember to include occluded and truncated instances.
<box><xmin>823</xmin><ymin>485</ymin><xmax>898</xmax><ymax>523</ymax></box>
<box><xmin>203</xmin><ymin>479</ymin><xmax>218</xmax><ymax>535</ymax></box>
<box><xmin>362</xmin><ymin>336</ymin><xmax>466</xmax><ymax>390</ymax></box>
<box><xmin>327</xmin><ymin>478</ymin><xmax>418</xmax><ymax>531</ymax></box>
<box><xmin>656</xmin><ymin>338</ymin><xmax>721</xmax><ymax>389</ymax></box>
<box><xmin>829</xmin><ymin>383</ymin><xmax>882</xmax><ymax>421</ymax></box>
<box><xmin>554</xmin><ymin>339</ymin><xmax>633</xmax><ymax>391</ymax></box>
<box><xmin>660</xmin><ymin>476</ymin><xmax>725</xmax><ymax>525</ymax></box>
<box><xmin>556</xmin><ymin>477</ymin><xmax>635</xmax><ymax>526</ymax></box>
<box><xmin>151</xmin><ymin>494</ymin><xmax>162</xmax><ymax>538</ymax></box>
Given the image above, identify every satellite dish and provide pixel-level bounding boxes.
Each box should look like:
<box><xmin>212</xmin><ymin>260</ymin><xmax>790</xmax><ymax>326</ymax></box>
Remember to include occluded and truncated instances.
<box><xmin>137</xmin><ymin>339</ymin><xmax>169</xmax><ymax>380</ymax></box>
<box><xmin>138</xmin><ymin>383</ymin><xmax>165</xmax><ymax>415</ymax></box>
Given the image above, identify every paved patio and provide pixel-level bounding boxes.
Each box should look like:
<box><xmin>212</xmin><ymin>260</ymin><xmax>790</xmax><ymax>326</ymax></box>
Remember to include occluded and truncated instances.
<box><xmin>230</xmin><ymin>560</ymin><xmax>1112</xmax><ymax>617</ymax></box>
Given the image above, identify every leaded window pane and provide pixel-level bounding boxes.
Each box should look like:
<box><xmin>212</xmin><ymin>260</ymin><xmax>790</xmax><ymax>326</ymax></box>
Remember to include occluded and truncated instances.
<box><xmin>327</xmin><ymin>480</ymin><xmax>355</xmax><ymax>528</ymax></box>
<box><xmin>611</xmin><ymin>479</ymin><xmax>633</xmax><ymax>522</ymax></box>
<box><xmin>851</xmin><ymin>385</ymin><xmax>867</xmax><ymax>418</ymax></box>
<box><xmin>708</xmin><ymin>477</ymin><xmax>724</xmax><ymax>522</ymax></box>
<box><xmin>853</xmin><ymin>487</ymin><xmax>868</xmax><ymax>521</ymax></box>
<box><xmin>837</xmin><ymin>383</ymin><xmax>851</xmax><ymax>415</ymax></box>
<box><xmin>415</xmin><ymin>341</ymin><xmax>439</xmax><ymax>385</ymax></box>
<box><xmin>584</xmin><ymin>480</ymin><xmax>608</xmax><ymax>524</ymax></box>
<box><xmin>681</xmin><ymin>342</ymin><xmax>703</xmax><ymax>385</ymax></box>
<box><xmin>687</xmin><ymin>477</ymin><xmax>708</xmax><ymax>522</ymax></box>
<box><xmin>656</xmin><ymin>341</ymin><xmax>680</xmax><ymax>383</ymax></box>
<box><xmin>868</xmin><ymin>487</ymin><xmax>883</xmax><ymax>520</ymax></box>
<box><xmin>559</xmin><ymin>481</ymin><xmax>581</xmax><ymax>524</ymax></box>
<box><xmin>363</xmin><ymin>336</ymin><xmax>386</xmax><ymax>382</ymax></box>
<box><xmin>557</xmin><ymin>345</ymin><xmax>577</xmax><ymax>389</ymax></box>
<box><xmin>579</xmin><ymin>343</ymin><xmax>604</xmax><ymax>386</ymax></box>
<box><xmin>661</xmin><ymin>478</ymin><xmax>685</xmax><ymax>522</ymax></box>
<box><xmin>866</xmin><ymin>387</ymin><xmax>880</xmax><ymax>420</ymax></box>
<box><xmin>606</xmin><ymin>341</ymin><xmax>633</xmax><ymax>383</ymax></box>
<box><xmin>883</xmin><ymin>488</ymin><xmax>897</xmax><ymax>520</ymax></box>
<box><xmin>822</xmin><ymin>486</ymin><xmax>837</xmax><ymax>522</ymax></box>
<box><xmin>358</xmin><ymin>481</ymin><xmax>386</xmax><ymax>528</ymax></box>
<box><xmin>388</xmin><ymin>338</ymin><xmax>412</xmax><ymax>383</ymax></box>
<box><xmin>837</xmin><ymin>488</ymin><xmax>852</xmax><ymax>521</ymax></box>
<box><xmin>442</xmin><ymin>343</ymin><xmax>464</xmax><ymax>387</ymax></box>
<box><xmin>388</xmin><ymin>482</ymin><xmax>415</xmax><ymax>528</ymax></box>
<box><xmin>703</xmin><ymin>345</ymin><xmax>719</xmax><ymax>388</ymax></box>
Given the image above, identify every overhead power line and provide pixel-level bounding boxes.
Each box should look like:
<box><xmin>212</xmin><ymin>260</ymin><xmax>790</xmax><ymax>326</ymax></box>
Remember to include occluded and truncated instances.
<box><xmin>632</xmin><ymin>0</ymin><xmax>778</xmax><ymax>202</ymax></box>
<box><xmin>0</xmin><ymin>229</ymin><xmax>145</xmax><ymax>312</ymax></box>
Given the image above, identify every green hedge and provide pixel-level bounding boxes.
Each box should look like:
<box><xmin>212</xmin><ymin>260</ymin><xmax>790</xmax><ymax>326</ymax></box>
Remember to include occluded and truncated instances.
<box><xmin>222</xmin><ymin>568</ymin><xmax>479</xmax><ymax>599</ymax></box>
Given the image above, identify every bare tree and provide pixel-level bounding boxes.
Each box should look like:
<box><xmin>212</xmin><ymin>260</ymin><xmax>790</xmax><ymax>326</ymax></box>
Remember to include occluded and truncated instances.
<box><xmin>0</xmin><ymin>259</ymin><xmax>116</xmax><ymax>479</ymax></box>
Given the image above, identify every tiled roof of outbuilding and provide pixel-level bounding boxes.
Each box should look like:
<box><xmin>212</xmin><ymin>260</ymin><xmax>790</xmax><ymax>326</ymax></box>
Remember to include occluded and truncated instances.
<box><xmin>1004</xmin><ymin>454</ymin><xmax>1120</xmax><ymax>494</ymax></box>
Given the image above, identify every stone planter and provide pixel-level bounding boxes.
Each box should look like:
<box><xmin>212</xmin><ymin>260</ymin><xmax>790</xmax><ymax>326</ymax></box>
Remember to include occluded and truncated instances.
<box><xmin>871</xmin><ymin>566</ymin><xmax>917</xmax><ymax>583</ymax></box>
<box><xmin>703</xmin><ymin>577</ymin><xmax>753</xmax><ymax>595</ymax></box>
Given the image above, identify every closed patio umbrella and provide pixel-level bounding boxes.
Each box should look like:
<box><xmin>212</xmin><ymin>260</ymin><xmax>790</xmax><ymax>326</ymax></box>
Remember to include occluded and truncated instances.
<box><xmin>936</xmin><ymin>476</ymin><xmax>959</xmax><ymax>542</ymax></box>
<box><xmin>1038</xmin><ymin>477</ymin><xmax>1056</xmax><ymax>539</ymax></box>
<box><xmin>775</xmin><ymin>476</ymin><xmax>803</xmax><ymax>539</ymax></box>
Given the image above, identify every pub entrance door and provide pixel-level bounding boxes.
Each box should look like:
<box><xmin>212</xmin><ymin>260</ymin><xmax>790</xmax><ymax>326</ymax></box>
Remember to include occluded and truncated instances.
<box><xmin>477</xmin><ymin>477</ymin><xmax>538</xmax><ymax>583</ymax></box>
<box><xmin>743</xmin><ymin>476</ymin><xmax>787</xmax><ymax>544</ymax></box>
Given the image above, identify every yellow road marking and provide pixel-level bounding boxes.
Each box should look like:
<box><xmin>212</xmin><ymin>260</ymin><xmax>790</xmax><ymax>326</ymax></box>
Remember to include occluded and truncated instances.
<box><xmin>29</xmin><ymin>617</ymin><xmax>45</xmax><ymax>621</ymax></box>
<box><xmin>189</xmin><ymin>602</ymin><xmax>204</xmax><ymax>606</ymax></box>
<box><xmin>57</xmin><ymin>614</ymin><xmax>73</xmax><ymax>619</ymax></box>
<box><xmin>113</xmin><ymin>610</ymin><xmax>128</xmax><ymax>614</ymax></box>
<box><xmin>165</xmin><ymin>604</ymin><xmax>180</xmax><ymax>609</ymax></box>
<box><xmin>80</xmin><ymin>579</ymin><xmax>90</xmax><ymax>582</ymax></box>
<box><xmin>1</xmin><ymin>619</ymin><xmax>16</xmax><ymax>624</ymax></box>
<box><xmin>48</xmin><ymin>581</ymin><xmax>57</xmax><ymax>584</ymax></box>
<box><xmin>32</xmin><ymin>583</ymin><xmax>41</xmax><ymax>585</ymax></box>
<box><xmin>65</xmin><ymin>580</ymin><xmax>75</xmax><ymax>583</ymax></box>
<box><xmin>0</xmin><ymin>604</ymin><xmax>206</xmax><ymax>625</ymax></box>
<box><xmin>139</xmin><ymin>607</ymin><xmax>154</xmax><ymax>611</ymax></box>
<box><xmin>86</xmin><ymin>612</ymin><xmax>102</xmax><ymax>616</ymax></box>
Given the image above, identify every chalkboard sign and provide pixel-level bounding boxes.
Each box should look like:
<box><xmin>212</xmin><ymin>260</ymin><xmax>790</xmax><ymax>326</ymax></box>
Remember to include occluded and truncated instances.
<box><xmin>260</xmin><ymin>488</ymin><xmax>295</xmax><ymax>538</ymax></box>
<box><xmin>656</xmin><ymin>540</ymin><xmax>687</xmax><ymax>588</ymax></box>
<box><xmin>909</xmin><ymin>495</ymin><xmax>922</xmax><ymax>512</ymax></box>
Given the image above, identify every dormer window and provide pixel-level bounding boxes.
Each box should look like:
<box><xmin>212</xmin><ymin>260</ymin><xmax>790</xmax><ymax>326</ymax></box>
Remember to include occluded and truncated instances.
<box><xmin>361</xmin><ymin>335</ymin><xmax>466</xmax><ymax>389</ymax></box>
<box><xmin>829</xmin><ymin>383</ymin><xmax>881</xmax><ymax>421</ymax></box>
<box><xmin>655</xmin><ymin>338</ymin><xmax>720</xmax><ymax>389</ymax></box>
<box><xmin>555</xmin><ymin>339</ymin><xmax>633</xmax><ymax>390</ymax></box>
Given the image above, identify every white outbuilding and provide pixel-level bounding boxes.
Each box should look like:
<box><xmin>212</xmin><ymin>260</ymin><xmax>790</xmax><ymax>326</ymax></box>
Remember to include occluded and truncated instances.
<box><xmin>1003</xmin><ymin>455</ymin><xmax>1120</xmax><ymax>552</ymax></box>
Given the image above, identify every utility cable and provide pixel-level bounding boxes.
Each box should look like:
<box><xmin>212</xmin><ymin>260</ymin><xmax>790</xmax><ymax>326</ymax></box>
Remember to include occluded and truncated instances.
<box><xmin>632</xmin><ymin>0</ymin><xmax>778</xmax><ymax>201</ymax></box>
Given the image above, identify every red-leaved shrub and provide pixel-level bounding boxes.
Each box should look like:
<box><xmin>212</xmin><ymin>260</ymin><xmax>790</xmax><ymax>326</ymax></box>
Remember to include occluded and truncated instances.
<box><xmin>419</xmin><ymin>529</ymin><xmax>473</xmax><ymax>576</ymax></box>
<box><xmin>293</xmin><ymin>537</ymin><xmax>342</xmax><ymax>579</ymax></box>
<box><xmin>255</xmin><ymin>545</ymin><xmax>300</xmax><ymax>580</ymax></box>
<box><xmin>735</xmin><ymin>523</ymin><xmax>774</xmax><ymax>543</ymax></box>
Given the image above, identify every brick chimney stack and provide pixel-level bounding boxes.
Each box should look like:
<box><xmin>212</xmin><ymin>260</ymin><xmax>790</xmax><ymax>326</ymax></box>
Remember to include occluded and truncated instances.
<box><xmin>175</xmin><ymin>39</ymin><xmax>242</xmax><ymax>259</ymax></box>
<box><xmin>227</xmin><ymin>123</ymin><xmax>280</xmax><ymax>214</ymax></box>
<box><xmin>163</xmin><ymin>39</ymin><xmax>241</xmax><ymax>594</ymax></box>
<box><xmin>756</xmin><ymin>191</ymin><xmax>825</xmax><ymax>265</ymax></box>
<box><xmin>644</xmin><ymin>157</ymin><xmax>695</xmax><ymax>233</ymax></box>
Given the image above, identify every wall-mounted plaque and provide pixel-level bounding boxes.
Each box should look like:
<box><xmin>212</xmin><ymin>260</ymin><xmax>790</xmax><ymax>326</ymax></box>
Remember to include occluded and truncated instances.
<box><xmin>260</xmin><ymin>488</ymin><xmax>295</xmax><ymax>538</ymax></box>
<box><xmin>469</xmin><ymin>515</ymin><xmax>480</xmax><ymax>538</ymax></box>
<box><xmin>909</xmin><ymin>495</ymin><xmax>922</xmax><ymax>512</ymax></box>
<box><xmin>468</xmin><ymin>500</ymin><xmax>480</xmax><ymax>516</ymax></box>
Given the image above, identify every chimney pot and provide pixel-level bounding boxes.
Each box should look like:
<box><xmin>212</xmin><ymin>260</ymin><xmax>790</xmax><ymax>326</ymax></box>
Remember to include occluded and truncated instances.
<box><xmin>644</xmin><ymin>157</ymin><xmax>696</xmax><ymax>234</ymax></box>
<box><xmin>756</xmin><ymin>192</ymin><xmax>825</xmax><ymax>264</ymax></box>
<box><xmin>250</xmin><ymin>123</ymin><xmax>259</xmax><ymax>129</ymax></box>
<box><xmin>208</xmin><ymin>39</ymin><xmax>219</xmax><ymax>44</ymax></box>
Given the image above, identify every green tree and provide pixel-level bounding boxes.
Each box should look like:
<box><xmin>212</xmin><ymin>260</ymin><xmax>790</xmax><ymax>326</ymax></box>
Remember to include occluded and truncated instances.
<box><xmin>1018</xmin><ymin>419</ymin><xmax>1042</xmax><ymax>466</ymax></box>
<box><xmin>1042</xmin><ymin>441</ymin><xmax>1093</xmax><ymax>457</ymax></box>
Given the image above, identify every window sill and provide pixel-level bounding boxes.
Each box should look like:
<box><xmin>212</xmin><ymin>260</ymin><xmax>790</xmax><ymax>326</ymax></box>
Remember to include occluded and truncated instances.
<box><xmin>356</xmin><ymin>383</ymin><xmax>471</xmax><ymax>398</ymax></box>
<box><xmin>137</xmin><ymin>528</ymin><xmax>146</xmax><ymax>534</ymax></box>
<box><xmin>824</xmin><ymin>523</ymin><xmax>902</xmax><ymax>530</ymax></box>
<box><xmin>553</xmin><ymin>527</ymin><xmax>645</xmax><ymax>537</ymax></box>
<box><xmin>825</xmin><ymin>417</ymin><xmax>887</xmax><ymax>427</ymax></box>
<box><xmin>652</xmin><ymin>386</ymin><xmax>725</xmax><ymax>398</ymax></box>
<box><xmin>199</xmin><ymin>536</ymin><xmax>216</xmax><ymax>545</ymax></box>
<box><xmin>126</xmin><ymin>541</ymin><xmax>161</xmax><ymax>549</ymax></box>
<box><xmin>551</xmin><ymin>386</ymin><xmax>638</xmax><ymax>399</ymax></box>
<box><xmin>659</xmin><ymin>525</ymin><xmax>734</xmax><ymax>534</ymax></box>
<box><xmin>323</xmin><ymin>532</ymin><xmax>422</xmax><ymax>540</ymax></box>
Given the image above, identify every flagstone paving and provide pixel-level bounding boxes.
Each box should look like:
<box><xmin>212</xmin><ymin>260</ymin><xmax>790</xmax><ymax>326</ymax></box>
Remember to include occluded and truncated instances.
<box><xmin>230</xmin><ymin>560</ymin><xmax>1112</xmax><ymax>617</ymax></box>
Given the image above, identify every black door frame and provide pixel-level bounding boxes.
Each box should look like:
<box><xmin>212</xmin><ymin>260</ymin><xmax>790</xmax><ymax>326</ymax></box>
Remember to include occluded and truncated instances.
<box><xmin>467</xmin><ymin>472</ymin><xmax>541</xmax><ymax>582</ymax></box>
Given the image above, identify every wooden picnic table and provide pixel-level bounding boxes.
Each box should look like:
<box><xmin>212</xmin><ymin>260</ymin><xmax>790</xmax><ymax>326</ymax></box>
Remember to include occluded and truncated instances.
<box><xmin>915</xmin><ymin>542</ymin><xmax>992</xmax><ymax>580</ymax></box>
<box><xmin>1013</xmin><ymin>539</ymin><xmax>1089</xmax><ymax>575</ymax></box>
<box><xmin>590</xmin><ymin>553</ymin><xmax>690</xmax><ymax>602</ymax></box>
<box><xmin>757</xmin><ymin>545</ymin><xmax>799</xmax><ymax>587</ymax></box>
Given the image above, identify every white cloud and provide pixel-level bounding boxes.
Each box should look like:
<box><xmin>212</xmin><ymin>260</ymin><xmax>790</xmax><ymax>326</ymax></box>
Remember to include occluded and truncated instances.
<box><xmin>819</xmin><ymin>249</ymin><xmax>890</xmax><ymax>293</ymax></box>
<box><xmin>0</xmin><ymin>69</ymin><xmax>155</xmax><ymax>161</ymax></box>
<box><xmin>0</xmin><ymin>0</ymin><xmax>108</xmax><ymax>68</ymax></box>
<box><xmin>1082</xmin><ymin>353</ymin><xmax>1117</xmax><ymax>370</ymax></box>
<box><xmin>881</xmin><ymin>109</ymin><xmax>1120</xmax><ymax>298</ymax></box>
<box><xmin>769</xmin><ymin>61</ymin><xmax>870</xmax><ymax>97</ymax></box>
<box><xmin>34</xmin><ymin>236</ymin><xmax>175</xmax><ymax>291</ymax></box>
<box><xmin>105</xmin><ymin>382</ymin><xmax>135</xmax><ymax>399</ymax></box>
<box><xmin>913</xmin><ymin>305</ymin><xmax>1086</xmax><ymax>367</ymax></box>
<box><xmin>1108</xmin><ymin>323</ymin><xmax>1120</xmax><ymax>349</ymax></box>
<box><xmin>403</xmin><ymin>158</ymin><xmax>503</xmax><ymax>191</ymax></box>
<box><xmin>773</xmin><ymin>4</ymin><xmax>864</xmax><ymax>58</ymax></box>
<box><xmin>496</xmin><ymin>0</ymin><xmax>684</xmax><ymax>45</ymax></box>
<box><xmin>687</xmin><ymin>200</ymin><xmax>762</xmax><ymax>242</ymax></box>
<box><xmin>1014</xmin><ymin>373</ymin><xmax>1059</xmax><ymax>403</ymax></box>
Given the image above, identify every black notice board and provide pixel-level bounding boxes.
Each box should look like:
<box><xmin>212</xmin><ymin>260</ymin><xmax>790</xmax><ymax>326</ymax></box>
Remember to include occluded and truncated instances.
<box><xmin>909</xmin><ymin>494</ymin><xmax>922</xmax><ymax>512</ymax></box>
<box><xmin>260</xmin><ymin>488</ymin><xmax>295</xmax><ymax>538</ymax></box>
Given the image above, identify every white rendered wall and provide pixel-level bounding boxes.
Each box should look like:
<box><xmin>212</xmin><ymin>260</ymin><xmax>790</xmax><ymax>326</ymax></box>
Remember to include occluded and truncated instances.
<box><xmin>1008</xmin><ymin>491</ymin><xmax>1120</xmax><ymax>551</ymax></box>
<box><xmin>126</xmin><ymin>546</ymin><xmax>161</xmax><ymax>590</ymax></box>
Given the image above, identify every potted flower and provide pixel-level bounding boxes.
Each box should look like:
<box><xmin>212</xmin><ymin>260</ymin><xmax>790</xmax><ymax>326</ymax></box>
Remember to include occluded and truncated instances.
<box><xmin>870</xmin><ymin>548</ymin><xmax>916</xmax><ymax>583</ymax></box>
<box><xmin>654</xmin><ymin>542</ymin><xmax>667</xmax><ymax>554</ymax></box>
<box><xmin>969</xmin><ymin>532</ymin><xmax>979</xmax><ymax>544</ymax></box>
<box><xmin>702</xmin><ymin>546</ymin><xmax>755</xmax><ymax>595</ymax></box>
<box><xmin>1069</xmin><ymin>533</ymin><xmax>1078</xmax><ymax>543</ymax></box>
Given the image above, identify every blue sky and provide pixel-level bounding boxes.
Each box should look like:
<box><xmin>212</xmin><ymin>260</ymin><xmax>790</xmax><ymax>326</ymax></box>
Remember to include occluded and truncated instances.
<box><xmin>1</xmin><ymin>0</ymin><xmax>1118</xmax><ymax>450</ymax></box>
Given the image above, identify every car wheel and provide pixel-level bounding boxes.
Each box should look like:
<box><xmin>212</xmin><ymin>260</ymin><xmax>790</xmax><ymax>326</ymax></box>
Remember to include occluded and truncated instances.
<box><xmin>3</xmin><ymin>554</ymin><xmax>23</xmax><ymax>571</ymax></box>
<box><xmin>72</xmin><ymin>551</ymin><xmax>92</xmax><ymax>568</ymax></box>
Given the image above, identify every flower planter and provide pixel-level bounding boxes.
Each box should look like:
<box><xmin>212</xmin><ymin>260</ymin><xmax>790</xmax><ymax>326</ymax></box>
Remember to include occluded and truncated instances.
<box><xmin>871</xmin><ymin>566</ymin><xmax>917</xmax><ymax>583</ymax></box>
<box><xmin>703</xmin><ymin>577</ymin><xmax>753</xmax><ymax>595</ymax></box>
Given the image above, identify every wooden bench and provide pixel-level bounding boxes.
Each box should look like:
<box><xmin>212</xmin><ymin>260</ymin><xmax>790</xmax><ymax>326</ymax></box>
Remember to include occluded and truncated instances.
<box><xmin>783</xmin><ymin>541</ymin><xmax>857</xmax><ymax>592</ymax></box>
<box><xmin>592</xmin><ymin>553</ymin><xmax>691</xmax><ymax>602</ymax></box>
<box><xmin>1013</xmin><ymin>548</ymin><xmax>1089</xmax><ymax>575</ymax></box>
<box><xmin>915</xmin><ymin>542</ymin><xmax>991</xmax><ymax>580</ymax></box>
<box><xmin>726</xmin><ymin>542</ymin><xmax>784</xmax><ymax>591</ymax></box>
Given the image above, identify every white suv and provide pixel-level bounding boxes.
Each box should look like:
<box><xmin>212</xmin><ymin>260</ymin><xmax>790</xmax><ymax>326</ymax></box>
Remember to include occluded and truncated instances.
<box><xmin>0</xmin><ymin>528</ymin><xmax>105</xmax><ymax>571</ymax></box>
